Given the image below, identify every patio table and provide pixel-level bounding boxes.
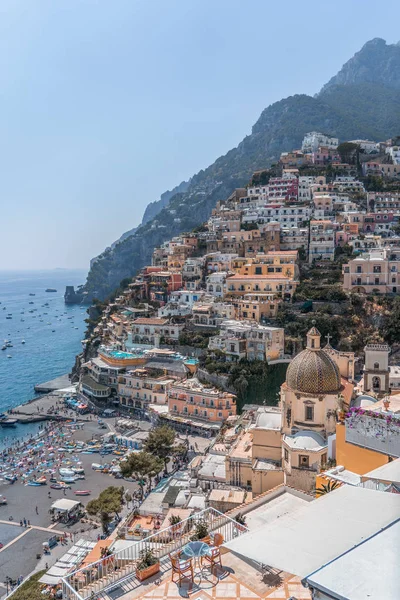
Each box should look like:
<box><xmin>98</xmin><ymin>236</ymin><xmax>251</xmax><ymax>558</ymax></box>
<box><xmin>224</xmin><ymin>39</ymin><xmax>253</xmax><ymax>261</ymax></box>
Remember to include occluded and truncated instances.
<box><xmin>181</xmin><ymin>541</ymin><xmax>211</xmax><ymax>580</ymax></box>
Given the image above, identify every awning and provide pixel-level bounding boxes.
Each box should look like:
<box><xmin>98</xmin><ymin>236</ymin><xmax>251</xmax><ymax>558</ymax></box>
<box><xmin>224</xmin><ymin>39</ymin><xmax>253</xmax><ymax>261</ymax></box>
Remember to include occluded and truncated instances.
<box><xmin>224</xmin><ymin>486</ymin><xmax>400</xmax><ymax>579</ymax></box>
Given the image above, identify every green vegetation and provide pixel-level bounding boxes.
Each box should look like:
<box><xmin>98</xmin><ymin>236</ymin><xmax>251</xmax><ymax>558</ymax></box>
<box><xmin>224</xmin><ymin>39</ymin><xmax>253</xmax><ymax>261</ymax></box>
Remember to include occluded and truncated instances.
<box><xmin>120</xmin><ymin>451</ymin><xmax>163</xmax><ymax>499</ymax></box>
<box><xmin>144</xmin><ymin>425</ymin><xmax>176</xmax><ymax>474</ymax></box>
<box><xmin>8</xmin><ymin>571</ymin><xmax>46</xmax><ymax>600</ymax></box>
<box><xmin>86</xmin><ymin>486</ymin><xmax>125</xmax><ymax>534</ymax></box>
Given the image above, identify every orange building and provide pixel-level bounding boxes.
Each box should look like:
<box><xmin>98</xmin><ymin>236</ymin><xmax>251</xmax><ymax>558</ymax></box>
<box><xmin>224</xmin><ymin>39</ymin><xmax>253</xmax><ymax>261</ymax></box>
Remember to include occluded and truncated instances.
<box><xmin>168</xmin><ymin>377</ymin><xmax>236</xmax><ymax>423</ymax></box>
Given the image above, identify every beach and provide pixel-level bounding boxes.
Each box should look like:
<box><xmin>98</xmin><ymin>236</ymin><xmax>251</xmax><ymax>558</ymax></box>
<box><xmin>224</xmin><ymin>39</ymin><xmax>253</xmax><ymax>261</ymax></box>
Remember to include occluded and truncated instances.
<box><xmin>0</xmin><ymin>394</ymin><xmax>140</xmax><ymax>586</ymax></box>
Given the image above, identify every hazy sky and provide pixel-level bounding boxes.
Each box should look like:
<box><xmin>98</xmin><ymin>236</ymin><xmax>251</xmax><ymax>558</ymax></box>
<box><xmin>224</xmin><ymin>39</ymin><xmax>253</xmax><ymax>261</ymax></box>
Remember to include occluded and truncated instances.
<box><xmin>0</xmin><ymin>0</ymin><xmax>399</xmax><ymax>271</ymax></box>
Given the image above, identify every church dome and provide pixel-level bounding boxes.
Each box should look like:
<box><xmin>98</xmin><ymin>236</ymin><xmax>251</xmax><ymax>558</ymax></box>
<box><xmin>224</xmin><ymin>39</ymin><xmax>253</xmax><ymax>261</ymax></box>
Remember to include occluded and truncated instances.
<box><xmin>286</xmin><ymin>327</ymin><xmax>341</xmax><ymax>395</ymax></box>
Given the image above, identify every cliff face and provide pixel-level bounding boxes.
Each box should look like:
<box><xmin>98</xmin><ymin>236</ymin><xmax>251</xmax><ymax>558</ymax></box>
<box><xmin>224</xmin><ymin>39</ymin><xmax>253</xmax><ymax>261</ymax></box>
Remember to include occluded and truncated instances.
<box><xmin>69</xmin><ymin>39</ymin><xmax>400</xmax><ymax>303</ymax></box>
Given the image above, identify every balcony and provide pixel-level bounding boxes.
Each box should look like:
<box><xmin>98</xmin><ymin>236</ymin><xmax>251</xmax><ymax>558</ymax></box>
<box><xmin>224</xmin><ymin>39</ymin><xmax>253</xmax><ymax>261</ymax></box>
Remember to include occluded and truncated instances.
<box><xmin>62</xmin><ymin>508</ymin><xmax>248</xmax><ymax>600</ymax></box>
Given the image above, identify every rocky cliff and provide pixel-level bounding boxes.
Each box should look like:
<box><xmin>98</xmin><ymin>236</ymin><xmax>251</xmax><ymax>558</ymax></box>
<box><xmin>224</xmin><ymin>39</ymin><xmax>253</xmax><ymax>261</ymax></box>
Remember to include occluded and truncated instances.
<box><xmin>68</xmin><ymin>39</ymin><xmax>400</xmax><ymax>303</ymax></box>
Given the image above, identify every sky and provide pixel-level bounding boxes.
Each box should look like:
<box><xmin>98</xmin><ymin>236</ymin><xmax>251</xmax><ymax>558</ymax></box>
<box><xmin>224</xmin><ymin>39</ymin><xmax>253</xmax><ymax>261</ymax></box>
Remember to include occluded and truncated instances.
<box><xmin>0</xmin><ymin>0</ymin><xmax>399</xmax><ymax>271</ymax></box>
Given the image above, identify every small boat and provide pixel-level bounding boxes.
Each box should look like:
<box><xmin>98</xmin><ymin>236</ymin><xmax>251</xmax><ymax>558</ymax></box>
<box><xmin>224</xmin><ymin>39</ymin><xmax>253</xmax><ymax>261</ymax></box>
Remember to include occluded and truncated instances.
<box><xmin>4</xmin><ymin>474</ymin><xmax>17</xmax><ymax>483</ymax></box>
<box><xmin>21</xmin><ymin>340</ymin><xmax>26</xmax><ymax>344</ymax></box>
<box><xmin>1</xmin><ymin>346</ymin><xmax>6</xmax><ymax>351</ymax></box>
<box><xmin>29</xmin><ymin>293</ymin><xmax>35</xmax><ymax>296</ymax></box>
<box><xmin>0</xmin><ymin>418</ymin><xmax>17</xmax><ymax>426</ymax></box>
<box><xmin>73</xmin><ymin>467</ymin><xmax>85</xmax><ymax>474</ymax></box>
<box><xmin>74</xmin><ymin>490</ymin><xmax>91</xmax><ymax>496</ymax></box>
<box><xmin>45</xmin><ymin>288</ymin><xmax>57</xmax><ymax>293</ymax></box>
<box><xmin>6</xmin><ymin>356</ymin><xmax>12</xmax><ymax>359</ymax></box>
<box><xmin>35</xmin><ymin>476</ymin><xmax>47</xmax><ymax>485</ymax></box>
<box><xmin>50</xmin><ymin>483</ymin><xmax>68</xmax><ymax>490</ymax></box>
<box><xmin>6</xmin><ymin>317</ymin><xmax>12</xmax><ymax>320</ymax></box>
<box><xmin>27</xmin><ymin>481</ymin><xmax>42</xmax><ymax>486</ymax></box>
<box><xmin>59</xmin><ymin>468</ymin><xmax>75</xmax><ymax>477</ymax></box>
<box><xmin>29</xmin><ymin>302</ymin><xmax>34</xmax><ymax>304</ymax></box>
<box><xmin>60</xmin><ymin>476</ymin><xmax>76</xmax><ymax>483</ymax></box>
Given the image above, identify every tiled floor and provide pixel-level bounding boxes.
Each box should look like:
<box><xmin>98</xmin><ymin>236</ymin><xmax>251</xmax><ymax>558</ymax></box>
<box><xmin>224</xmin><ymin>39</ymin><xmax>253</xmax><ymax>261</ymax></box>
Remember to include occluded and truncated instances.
<box><xmin>123</xmin><ymin>552</ymin><xmax>311</xmax><ymax>600</ymax></box>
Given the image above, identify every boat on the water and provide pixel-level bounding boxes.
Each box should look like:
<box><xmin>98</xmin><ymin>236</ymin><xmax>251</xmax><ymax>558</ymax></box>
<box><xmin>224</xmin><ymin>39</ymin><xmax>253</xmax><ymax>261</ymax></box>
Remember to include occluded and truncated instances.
<box><xmin>45</xmin><ymin>288</ymin><xmax>57</xmax><ymax>292</ymax></box>
<box><xmin>74</xmin><ymin>490</ymin><xmax>91</xmax><ymax>496</ymax></box>
<box><xmin>4</xmin><ymin>474</ymin><xmax>17</xmax><ymax>483</ymax></box>
<box><xmin>50</xmin><ymin>483</ymin><xmax>70</xmax><ymax>490</ymax></box>
<box><xmin>28</xmin><ymin>481</ymin><xmax>42</xmax><ymax>486</ymax></box>
<box><xmin>29</xmin><ymin>293</ymin><xmax>35</xmax><ymax>296</ymax></box>
<box><xmin>0</xmin><ymin>418</ymin><xmax>17</xmax><ymax>427</ymax></box>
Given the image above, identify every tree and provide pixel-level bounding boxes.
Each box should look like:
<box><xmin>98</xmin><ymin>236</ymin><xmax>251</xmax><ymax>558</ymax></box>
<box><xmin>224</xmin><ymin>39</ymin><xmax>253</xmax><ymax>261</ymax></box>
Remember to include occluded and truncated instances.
<box><xmin>120</xmin><ymin>451</ymin><xmax>163</xmax><ymax>499</ymax></box>
<box><xmin>337</xmin><ymin>142</ymin><xmax>358</xmax><ymax>164</ymax></box>
<box><xmin>383</xmin><ymin>296</ymin><xmax>400</xmax><ymax>344</ymax></box>
<box><xmin>315</xmin><ymin>480</ymin><xmax>341</xmax><ymax>498</ymax></box>
<box><xmin>86</xmin><ymin>486</ymin><xmax>125</xmax><ymax>534</ymax></box>
<box><xmin>144</xmin><ymin>426</ymin><xmax>176</xmax><ymax>474</ymax></box>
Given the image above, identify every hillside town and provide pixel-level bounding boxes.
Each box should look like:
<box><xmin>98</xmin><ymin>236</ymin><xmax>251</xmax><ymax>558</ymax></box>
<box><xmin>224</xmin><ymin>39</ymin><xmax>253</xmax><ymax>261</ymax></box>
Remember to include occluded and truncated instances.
<box><xmin>36</xmin><ymin>132</ymin><xmax>400</xmax><ymax>599</ymax></box>
<box><xmin>6</xmin><ymin>132</ymin><xmax>400</xmax><ymax>600</ymax></box>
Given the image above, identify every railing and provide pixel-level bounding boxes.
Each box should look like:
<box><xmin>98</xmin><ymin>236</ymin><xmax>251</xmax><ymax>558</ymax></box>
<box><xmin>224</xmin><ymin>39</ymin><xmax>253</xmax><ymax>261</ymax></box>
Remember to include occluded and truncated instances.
<box><xmin>62</xmin><ymin>507</ymin><xmax>247</xmax><ymax>600</ymax></box>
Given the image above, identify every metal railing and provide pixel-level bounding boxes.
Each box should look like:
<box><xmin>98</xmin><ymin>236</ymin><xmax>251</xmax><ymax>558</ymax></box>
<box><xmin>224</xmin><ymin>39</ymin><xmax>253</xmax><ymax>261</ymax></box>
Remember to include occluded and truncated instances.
<box><xmin>62</xmin><ymin>507</ymin><xmax>247</xmax><ymax>600</ymax></box>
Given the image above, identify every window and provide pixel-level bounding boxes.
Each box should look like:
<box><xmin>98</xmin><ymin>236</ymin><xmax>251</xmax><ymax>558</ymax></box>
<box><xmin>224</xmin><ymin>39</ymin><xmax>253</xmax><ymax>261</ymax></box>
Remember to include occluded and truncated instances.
<box><xmin>321</xmin><ymin>453</ymin><xmax>327</xmax><ymax>466</ymax></box>
<box><xmin>284</xmin><ymin>448</ymin><xmax>289</xmax><ymax>462</ymax></box>
<box><xmin>356</xmin><ymin>266</ymin><xmax>362</xmax><ymax>273</ymax></box>
<box><xmin>255</xmin><ymin>267</ymin><xmax>262</xmax><ymax>275</ymax></box>
<box><xmin>305</xmin><ymin>405</ymin><xmax>314</xmax><ymax>421</ymax></box>
<box><xmin>299</xmin><ymin>455</ymin><xmax>309</xmax><ymax>468</ymax></box>
<box><xmin>374</xmin><ymin>362</ymin><xmax>380</xmax><ymax>370</ymax></box>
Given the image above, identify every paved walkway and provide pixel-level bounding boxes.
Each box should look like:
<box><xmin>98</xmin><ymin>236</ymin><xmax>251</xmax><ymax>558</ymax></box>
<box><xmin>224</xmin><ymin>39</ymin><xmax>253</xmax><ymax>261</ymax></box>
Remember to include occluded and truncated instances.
<box><xmin>0</xmin><ymin>519</ymin><xmax>66</xmax><ymax>554</ymax></box>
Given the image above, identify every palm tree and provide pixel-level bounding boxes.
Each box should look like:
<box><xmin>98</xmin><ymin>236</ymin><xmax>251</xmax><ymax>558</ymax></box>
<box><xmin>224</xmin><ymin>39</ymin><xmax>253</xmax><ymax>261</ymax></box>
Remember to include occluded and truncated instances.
<box><xmin>315</xmin><ymin>479</ymin><xmax>341</xmax><ymax>497</ymax></box>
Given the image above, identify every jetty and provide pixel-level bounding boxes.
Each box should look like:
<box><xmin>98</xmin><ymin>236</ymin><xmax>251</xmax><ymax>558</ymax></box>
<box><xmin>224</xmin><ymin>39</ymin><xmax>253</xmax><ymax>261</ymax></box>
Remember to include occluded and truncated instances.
<box><xmin>34</xmin><ymin>374</ymin><xmax>71</xmax><ymax>393</ymax></box>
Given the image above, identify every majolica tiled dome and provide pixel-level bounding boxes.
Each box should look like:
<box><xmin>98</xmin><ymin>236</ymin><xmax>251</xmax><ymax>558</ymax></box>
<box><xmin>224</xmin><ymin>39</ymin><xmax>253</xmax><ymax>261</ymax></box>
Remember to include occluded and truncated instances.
<box><xmin>286</xmin><ymin>327</ymin><xmax>341</xmax><ymax>395</ymax></box>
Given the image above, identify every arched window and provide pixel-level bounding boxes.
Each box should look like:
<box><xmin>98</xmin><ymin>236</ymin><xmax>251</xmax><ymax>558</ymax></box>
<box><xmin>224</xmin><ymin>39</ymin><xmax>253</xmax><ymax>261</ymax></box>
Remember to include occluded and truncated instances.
<box><xmin>374</xmin><ymin>362</ymin><xmax>379</xmax><ymax>369</ymax></box>
<box><xmin>311</xmin><ymin>339</ymin><xmax>315</xmax><ymax>348</ymax></box>
<box><xmin>372</xmin><ymin>376</ymin><xmax>380</xmax><ymax>390</ymax></box>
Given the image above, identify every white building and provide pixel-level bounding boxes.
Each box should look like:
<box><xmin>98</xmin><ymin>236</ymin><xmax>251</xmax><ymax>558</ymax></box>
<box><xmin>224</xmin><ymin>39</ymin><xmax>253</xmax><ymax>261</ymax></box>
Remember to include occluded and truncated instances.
<box><xmin>301</xmin><ymin>132</ymin><xmax>339</xmax><ymax>153</ymax></box>
<box><xmin>209</xmin><ymin>319</ymin><xmax>284</xmax><ymax>362</ymax></box>
<box><xmin>206</xmin><ymin>272</ymin><xmax>229</xmax><ymax>297</ymax></box>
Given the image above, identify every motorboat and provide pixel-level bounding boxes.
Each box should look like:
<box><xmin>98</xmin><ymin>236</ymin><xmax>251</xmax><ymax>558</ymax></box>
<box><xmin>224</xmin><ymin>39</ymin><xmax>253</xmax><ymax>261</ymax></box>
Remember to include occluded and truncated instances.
<box><xmin>0</xmin><ymin>418</ymin><xmax>17</xmax><ymax>426</ymax></box>
<box><xmin>21</xmin><ymin>340</ymin><xmax>26</xmax><ymax>344</ymax></box>
<box><xmin>74</xmin><ymin>490</ymin><xmax>91</xmax><ymax>496</ymax></box>
<box><xmin>72</xmin><ymin>467</ymin><xmax>85</xmax><ymax>474</ymax></box>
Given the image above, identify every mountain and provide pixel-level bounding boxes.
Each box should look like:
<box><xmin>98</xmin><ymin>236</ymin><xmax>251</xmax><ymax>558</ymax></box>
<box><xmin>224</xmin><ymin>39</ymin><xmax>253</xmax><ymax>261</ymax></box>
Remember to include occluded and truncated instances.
<box><xmin>71</xmin><ymin>39</ymin><xmax>400</xmax><ymax>303</ymax></box>
<box><xmin>320</xmin><ymin>38</ymin><xmax>400</xmax><ymax>93</ymax></box>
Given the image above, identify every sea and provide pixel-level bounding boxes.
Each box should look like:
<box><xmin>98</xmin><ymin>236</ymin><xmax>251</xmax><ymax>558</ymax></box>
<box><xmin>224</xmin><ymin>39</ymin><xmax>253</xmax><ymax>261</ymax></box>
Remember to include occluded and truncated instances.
<box><xmin>0</xmin><ymin>269</ymin><xmax>87</xmax><ymax>448</ymax></box>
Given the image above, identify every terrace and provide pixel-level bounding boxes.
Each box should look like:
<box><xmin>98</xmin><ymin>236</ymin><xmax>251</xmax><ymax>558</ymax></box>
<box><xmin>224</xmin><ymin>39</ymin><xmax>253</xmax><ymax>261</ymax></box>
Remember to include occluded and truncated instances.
<box><xmin>62</xmin><ymin>507</ymin><xmax>309</xmax><ymax>600</ymax></box>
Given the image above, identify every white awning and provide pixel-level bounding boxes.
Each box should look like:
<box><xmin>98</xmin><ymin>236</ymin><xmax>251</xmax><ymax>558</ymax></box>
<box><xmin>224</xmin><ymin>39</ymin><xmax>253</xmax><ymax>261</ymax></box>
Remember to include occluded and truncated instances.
<box><xmin>224</xmin><ymin>486</ymin><xmax>400</xmax><ymax>579</ymax></box>
<box><xmin>51</xmin><ymin>499</ymin><xmax>81</xmax><ymax>512</ymax></box>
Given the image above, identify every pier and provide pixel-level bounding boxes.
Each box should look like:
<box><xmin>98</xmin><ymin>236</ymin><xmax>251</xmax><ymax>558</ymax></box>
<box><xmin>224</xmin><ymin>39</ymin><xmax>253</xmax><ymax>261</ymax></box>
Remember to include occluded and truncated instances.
<box><xmin>34</xmin><ymin>374</ymin><xmax>71</xmax><ymax>393</ymax></box>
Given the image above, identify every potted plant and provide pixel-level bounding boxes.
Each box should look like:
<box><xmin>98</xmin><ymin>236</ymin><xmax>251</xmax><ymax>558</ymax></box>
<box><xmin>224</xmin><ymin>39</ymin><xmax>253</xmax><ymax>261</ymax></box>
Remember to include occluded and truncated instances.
<box><xmin>168</xmin><ymin>514</ymin><xmax>182</xmax><ymax>535</ymax></box>
<box><xmin>234</xmin><ymin>513</ymin><xmax>247</xmax><ymax>532</ymax></box>
<box><xmin>190</xmin><ymin>520</ymin><xmax>209</xmax><ymax>541</ymax></box>
<box><xmin>136</xmin><ymin>549</ymin><xmax>160</xmax><ymax>582</ymax></box>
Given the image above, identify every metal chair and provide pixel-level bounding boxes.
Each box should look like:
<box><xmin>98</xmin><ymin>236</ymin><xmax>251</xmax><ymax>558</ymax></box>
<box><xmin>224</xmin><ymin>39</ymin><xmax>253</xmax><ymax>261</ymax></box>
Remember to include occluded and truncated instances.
<box><xmin>169</xmin><ymin>552</ymin><xmax>194</xmax><ymax>586</ymax></box>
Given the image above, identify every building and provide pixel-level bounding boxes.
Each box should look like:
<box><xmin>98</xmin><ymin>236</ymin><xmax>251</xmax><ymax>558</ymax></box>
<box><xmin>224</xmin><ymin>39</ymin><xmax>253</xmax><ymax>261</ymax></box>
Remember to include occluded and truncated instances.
<box><xmin>131</xmin><ymin>318</ymin><xmax>184</xmax><ymax>345</ymax></box>
<box><xmin>208</xmin><ymin>319</ymin><xmax>284</xmax><ymax>362</ymax></box>
<box><xmin>363</xmin><ymin>343</ymin><xmax>390</xmax><ymax>394</ymax></box>
<box><xmin>167</xmin><ymin>377</ymin><xmax>236</xmax><ymax>425</ymax></box>
<box><xmin>301</xmin><ymin>131</ymin><xmax>339</xmax><ymax>153</ymax></box>
<box><xmin>118</xmin><ymin>368</ymin><xmax>175</xmax><ymax>410</ymax></box>
<box><xmin>342</xmin><ymin>247</ymin><xmax>400</xmax><ymax>294</ymax></box>
<box><xmin>309</xmin><ymin>220</ymin><xmax>335</xmax><ymax>264</ymax></box>
<box><xmin>280</xmin><ymin>327</ymin><xmax>354</xmax><ymax>491</ymax></box>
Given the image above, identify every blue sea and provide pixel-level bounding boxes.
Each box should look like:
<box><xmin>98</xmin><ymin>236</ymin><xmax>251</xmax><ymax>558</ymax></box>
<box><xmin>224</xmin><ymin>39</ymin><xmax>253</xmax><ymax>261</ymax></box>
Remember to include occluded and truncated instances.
<box><xmin>0</xmin><ymin>269</ymin><xmax>87</xmax><ymax>448</ymax></box>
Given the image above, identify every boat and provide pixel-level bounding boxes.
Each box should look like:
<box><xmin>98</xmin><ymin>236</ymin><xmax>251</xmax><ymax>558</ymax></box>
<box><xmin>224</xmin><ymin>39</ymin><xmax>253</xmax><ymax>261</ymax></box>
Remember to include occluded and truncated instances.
<box><xmin>35</xmin><ymin>476</ymin><xmax>47</xmax><ymax>485</ymax></box>
<box><xmin>73</xmin><ymin>467</ymin><xmax>85</xmax><ymax>475</ymax></box>
<box><xmin>1</xmin><ymin>346</ymin><xmax>6</xmax><ymax>351</ymax></box>
<box><xmin>29</xmin><ymin>293</ymin><xmax>35</xmax><ymax>296</ymax></box>
<box><xmin>6</xmin><ymin>356</ymin><xmax>12</xmax><ymax>359</ymax></box>
<box><xmin>59</xmin><ymin>476</ymin><xmax>76</xmax><ymax>483</ymax></box>
<box><xmin>59</xmin><ymin>468</ymin><xmax>75</xmax><ymax>477</ymax></box>
<box><xmin>6</xmin><ymin>317</ymin><xmax>12</xmax><ymax>320</ymax></box>
<box><xmin>45</xmin><ymin>288</ymin><xmax>57</xmax><ymax>293</ymax></box>
<box><xmin>0</xmin><ymin>418</ymin><xmax>17</xmax><ymax>426</ymax></box>
<box><xmin>27</xmin><ymin>481</ymin><xmax>42</xmax><ymax>486</ymax></box>
<box><xmin>21</xmin><ymin>340</ymin><xmax>26</xmax><ymax>344</ymax></box>
<box><xmin>50</xmin><ymin>483</ymin><xmax>68</xmax><ymax>490</ymax></box>
<box><xmin>74</xmin><ymin>490</ymin><xmax>91</xmax><ymax>496</ymax></box>
<box><xmin>4</xmin><ymin>474</ymin><xmax>17</xmax><ymax>483</ymax></box>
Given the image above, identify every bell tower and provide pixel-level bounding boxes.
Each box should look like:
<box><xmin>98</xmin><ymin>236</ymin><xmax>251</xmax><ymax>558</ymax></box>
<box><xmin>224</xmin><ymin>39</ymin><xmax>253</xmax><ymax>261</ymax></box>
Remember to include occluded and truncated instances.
<box><xmin>306</xmin><ymin>325</ymin><xmax>321</xmax><ymax>351</ymax></box>
<box><xmin>363</xmin><ymin>343</ymin><xmax>390</xmax><ymax>395</ymax></box>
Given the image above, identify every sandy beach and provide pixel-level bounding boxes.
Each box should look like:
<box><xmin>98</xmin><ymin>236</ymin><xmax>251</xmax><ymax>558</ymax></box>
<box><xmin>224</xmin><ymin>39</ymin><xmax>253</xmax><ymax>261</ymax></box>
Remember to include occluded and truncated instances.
<box><xmin>0</xmin><ymin>394</ymin><xmax>140</xmax><ymax>586</ymax></box>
